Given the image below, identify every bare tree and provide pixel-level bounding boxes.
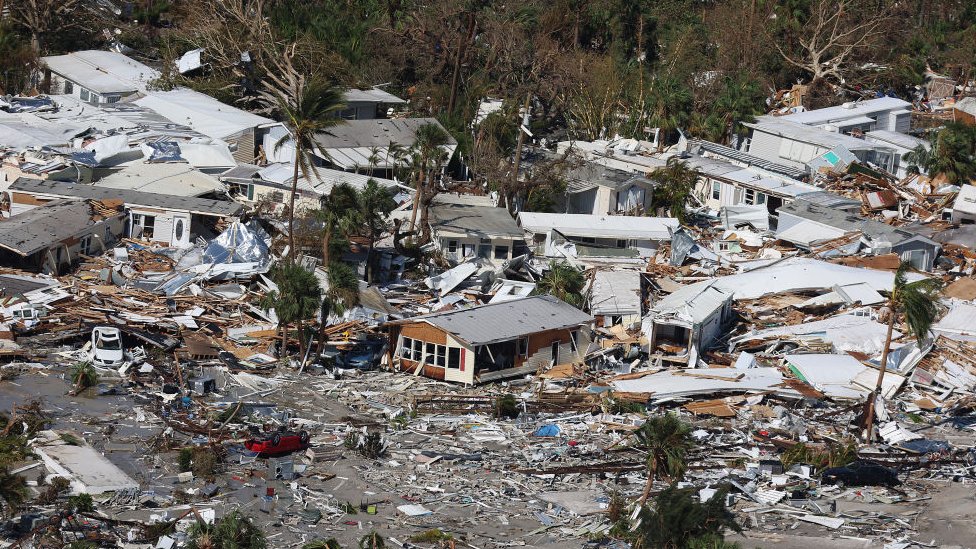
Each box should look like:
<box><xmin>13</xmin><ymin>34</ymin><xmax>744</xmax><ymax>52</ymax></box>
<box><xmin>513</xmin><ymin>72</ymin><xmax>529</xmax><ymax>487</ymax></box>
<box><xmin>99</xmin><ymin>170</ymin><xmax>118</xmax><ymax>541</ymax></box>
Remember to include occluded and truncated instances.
<box><xmin>776</xmin><ymin>0</ymin><xmax>888</xmax><ymax>83</ymax></box>
<box><xmin>8</xmin><ymin>0</ymin><xmax>107</xmax><ymax>54</ymax></box>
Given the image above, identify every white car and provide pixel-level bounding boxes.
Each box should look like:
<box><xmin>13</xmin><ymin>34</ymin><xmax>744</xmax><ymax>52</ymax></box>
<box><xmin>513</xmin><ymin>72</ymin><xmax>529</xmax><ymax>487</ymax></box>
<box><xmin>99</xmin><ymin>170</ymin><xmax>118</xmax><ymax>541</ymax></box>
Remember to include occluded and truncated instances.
<box><xmin>91</xmin><ymin>326</ymin><xmax>124</xmax><ymax>367</ymax></box>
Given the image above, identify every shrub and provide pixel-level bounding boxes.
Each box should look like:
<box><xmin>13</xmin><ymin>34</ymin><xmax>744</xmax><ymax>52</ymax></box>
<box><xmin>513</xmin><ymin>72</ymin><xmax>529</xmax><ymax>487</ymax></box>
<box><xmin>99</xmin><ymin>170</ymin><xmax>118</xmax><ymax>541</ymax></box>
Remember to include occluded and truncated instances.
<box><xmin>495</xmin><ymin>394</ymin><xmax>519</xmax><ymax>419</ymax></box>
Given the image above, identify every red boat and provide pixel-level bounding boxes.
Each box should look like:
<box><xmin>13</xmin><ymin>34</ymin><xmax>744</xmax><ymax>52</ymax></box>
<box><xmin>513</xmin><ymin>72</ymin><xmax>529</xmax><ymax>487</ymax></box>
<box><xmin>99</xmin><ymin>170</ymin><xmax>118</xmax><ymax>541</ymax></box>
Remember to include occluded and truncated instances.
<box><xmin>244</xmin><ymin>430</ymin><xmax>310</xmax><ymax>457</ymax></box>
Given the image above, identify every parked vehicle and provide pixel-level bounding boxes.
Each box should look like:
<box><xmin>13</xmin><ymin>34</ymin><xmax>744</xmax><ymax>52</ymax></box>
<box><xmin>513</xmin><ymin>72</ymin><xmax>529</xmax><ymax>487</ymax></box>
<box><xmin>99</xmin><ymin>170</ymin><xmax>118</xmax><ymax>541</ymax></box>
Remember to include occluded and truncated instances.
<box><xmin>244</xmin><ymin>430</ymin><xmax>310</xmax><ymax>457</ymax></box>
<box><xmin>820</xmin><ymin>460</ymin><xmax>900</xmax><ymax>487</ymax></box>
<box><xmin>91</xmin><ymin>326</ymin><xmax>124</xmax><ymax>367</ymax></box>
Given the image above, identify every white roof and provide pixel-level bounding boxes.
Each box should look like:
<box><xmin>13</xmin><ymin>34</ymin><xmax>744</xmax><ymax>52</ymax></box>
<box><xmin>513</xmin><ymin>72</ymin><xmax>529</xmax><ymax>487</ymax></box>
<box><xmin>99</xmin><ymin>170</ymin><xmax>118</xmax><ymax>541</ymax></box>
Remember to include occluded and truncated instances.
<box><xmin>95</xmin><ymin>162</ymin><xmax>225</xmax><ymax>197</ymax></box>
<box><xmin>650</xmin><ymin>281</ymin><xmax>731</xmax><ymax>324</ymax></box>
<box><xmin>746</xmin><ymin>118</ymin><xmax>881</xmax><ymax>151</ymax></box>
<box><xmin>953</xmin><ymin>184</ymin><xmax>976</xmax><ymax>216</ymax></box>
<box><xmin>343</xmin><ymin>87</ymin><xmax>406</xmax><ymax>104</ymax></box>
<box><xmin>256</xmin><ymin>162</ymin><xmax>403</xmax><ymax>196</ymax></box>
<box><xmin>778</xmin><ymin>97</ymin><xmax>911</xmax><ymax>126</ymax></box>
<box><xmin>41</xmin><ymin>50</ymin><xmax>158</xmax><ymax>94</ymax></box>
<box><xmin>864</xmin><ymin>130</ymin><xmax>930</xmax><ymax>153</ymax></box>
<box><xmin>932</xmin><ymin>301</ymin><xmax>976</xmax><ymax>342</ymax></box>
<box><xmin>776</xmin><ymin>219</ymin><xmax>847</xmax><ymax>246</ymax></box>
<box><xmin>518</xmin><ymin>212</ymin><xmax>678</xmax><ymax>240</ymax></box>
<box><xmin>610</xmin><ymin>367</ymin><xmax>799</xmax><ymax>400</ymax></box>
<box><xmin>785</xmin><ymin>353</ymin><xmax>905</xmax><ymax>400</ymax></box>
<box><xmin>135</xmin><ymin>88</ymin><xmax>274</xmax><ymax>139</ymax></box>
<box><xmin>589</xmin><ymin>269</ymin><xmax>642</xmax><ymax>316</ymax></box>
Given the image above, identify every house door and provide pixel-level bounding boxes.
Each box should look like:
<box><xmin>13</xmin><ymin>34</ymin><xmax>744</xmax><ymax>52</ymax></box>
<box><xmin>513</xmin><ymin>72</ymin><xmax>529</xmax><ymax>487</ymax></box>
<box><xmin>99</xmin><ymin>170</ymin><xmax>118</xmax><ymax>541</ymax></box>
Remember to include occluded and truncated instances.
<box><xmin>171</xmin><ymin>215</ymin><xmax>191</xmax><ymax>248</ymax></box>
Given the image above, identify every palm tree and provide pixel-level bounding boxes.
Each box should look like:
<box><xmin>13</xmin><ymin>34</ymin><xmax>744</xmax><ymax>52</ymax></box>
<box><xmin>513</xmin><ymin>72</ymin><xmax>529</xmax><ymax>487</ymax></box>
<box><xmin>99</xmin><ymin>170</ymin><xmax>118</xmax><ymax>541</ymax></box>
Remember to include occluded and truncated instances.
<box><xmin>186</xmin><ymin>510</ymin><xmax>267</xmax><ymax>549</ymax></box>
<box><xmin>358</xmin><ymin>179</ymin><xmax>397</xmax><ymax>282</ymax></box>
<box><xmin>260</xmin><ymin>263</ymin><xmax>322</xmax><ymax>358</ymax></box>
<box><xmin>535</xmin><ymin>260</ymin><xmax>585</xmax><ymax>308</ymax></box>
<box><xmin>260</xmin><ymin>53</ymin><xmax>347</xmax><ymax>262</ymax></box>
<box><xmin>926</xmin><ymin>123</ymin><xmax>976</xmax><ymax>185</ymax></box>
<box><xmin>865</xmin><ymin>261</ymin><xmax>942</xmax><ymax>438</ymax></box>
<box><xmin>645</xmin><ymin>77</ymin><xmax>692</xmax><ymax>151</ymax></box>
<box><xmin>317</xmin><ymin>182</ymin><xmax>362</xmax><ymax>267</ymax></box>
<box><xmin>904</xmin><ymin>144</ymin><xmax>932</xmax><ymax>176</ymax></box>
<box><xmin>316</xmin><ymin>261</ymin><xmax>361</xmax><ymax>352</ymax></box>
<box><xmin>407</xmin><ymin>123</ymin><xmax>452</xmax><ymax>243</ymax></box>
<box><xmin>651</xmin><ymin>157</ymin><xmax>698</xmax><ymax>222</ymax></box>
<box><xmin>359</xmin><ymin>532</ymin><xmax>385</xmax><ymax>549</ymax></box>
<box><xmin>712</xmin><ymin>73</ymin><xmax>764</xmax><ymax>145</ymax></box>
<box><xmin>634</xmin><ymin>413</ymin><xmax>694</xmax><ymax>505</ymax></box>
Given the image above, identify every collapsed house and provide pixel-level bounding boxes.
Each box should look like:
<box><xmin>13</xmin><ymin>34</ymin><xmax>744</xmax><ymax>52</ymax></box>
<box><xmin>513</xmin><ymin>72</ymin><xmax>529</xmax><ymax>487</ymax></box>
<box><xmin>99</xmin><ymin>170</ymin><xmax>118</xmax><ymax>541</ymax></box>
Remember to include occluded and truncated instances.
<box><xmin>643</xmin><ymin>281</ymin><xmax>733</xmax><ymax>365</ymax></box>
<box><xmin>776</xmin><ymin>200</ymin><xmax>941</xmax><ymax>270</ymax></box>
<box><xmin>387</xmin><ymin>295</ymin><xmax>592</xmax><ymax>384</ymax></box>
<box><xmin>0</xmin><ymin>199</ymin><xmax>124</xmax><ymax>272</ymax></box>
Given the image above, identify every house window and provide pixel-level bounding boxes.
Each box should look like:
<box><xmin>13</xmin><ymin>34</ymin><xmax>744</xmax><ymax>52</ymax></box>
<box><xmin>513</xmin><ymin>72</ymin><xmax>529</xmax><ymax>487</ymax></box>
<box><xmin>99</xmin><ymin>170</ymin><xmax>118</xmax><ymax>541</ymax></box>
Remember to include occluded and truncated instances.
<box><xmin>64</xmin><ymin>81</ymin><xmax>73</xmax><ymax>94</ymax></box>
<box><xmin>132</xmin><ymin>213</ymin><xmax>156</xmax><ymax>239</ymax></box>
<box><xmin>493</xmin><ymin>245</ymin><xmax>509</xmax><ymax>259</ymax></box>
<box><xmin>447</xmin><ymin>240</ymin><xmax>458</xmax><ymax>253</ymax></box>
<box><xmin>616</xmin><ymin>239</ymin><xmax>627</xmax><ymax>248</ymax></box>
<box><xmin>80</xmin><ymin>88</ymin><xmax>90</xmax><ymax>102</ymax></box>
<box><xmin>270</xmin><ymin>191</ymin><xmax>285</xmax><ymax>203</ymax></box>
<box><xmin>517</xmin><ymin>337</ymin><xmax>528</xmax><ymax>357</ymax></box>
<box><xmin>447</xmin><ymin>347</ymin><xmax>461</xmax><ymax>369</ymax></box>
<box><xmin>105</xmin><ymin>95</ymin><xmax>120</xmax><ymax>104</ymax></box>
<box><xmin>425</xmin><ymin>342</ymin><xmax>436</xmax><ymax>365</ymax></box>
<box><xmin>711</xmin><ymin>181</ymin><xmax>721</xmax><ymax>200</ymax></box>
<box><xmin>400</xmin><ymin>337</ymin><xmax>414</xmax><ymax>360</ymax></box>
<box><xmin>744</xmin><ymin>188</ymin><xmax>755</xmax><ymax>205</ymax></box>
<box><xmin>461</xmin><ymin>243</ymin><xmax>475</xmax><ymax>257</ymax></box>
<box><xmin>436</xmin><ymin>345</ymin><xmax>446</xmax><ymax>367</ymax></box>
<box><xmin>412</xmin><ymin>339</ymin><xmax>423</xmax><ymax>361</ymax></box>
<box><xmin>79</xmin><ymin>234</ymin><xmax>93</xmax><ymax>256</ymax></box>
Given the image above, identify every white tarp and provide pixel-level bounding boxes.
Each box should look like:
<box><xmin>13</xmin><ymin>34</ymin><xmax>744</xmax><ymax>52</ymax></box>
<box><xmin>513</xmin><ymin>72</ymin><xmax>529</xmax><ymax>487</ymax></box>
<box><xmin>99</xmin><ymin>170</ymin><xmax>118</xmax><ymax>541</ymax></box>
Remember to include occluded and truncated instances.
<box><xmin>610</xmin><ymin>367</ymin><xmax>799</xmax><ymax>401</ymax></box>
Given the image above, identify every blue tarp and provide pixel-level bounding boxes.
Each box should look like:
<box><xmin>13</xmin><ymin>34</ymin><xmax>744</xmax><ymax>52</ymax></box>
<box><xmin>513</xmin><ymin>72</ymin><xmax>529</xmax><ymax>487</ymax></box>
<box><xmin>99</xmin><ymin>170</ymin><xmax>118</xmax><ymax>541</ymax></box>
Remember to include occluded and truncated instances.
<box><xmin>533</xmin><ymin>424</ymin><xmax>561</xmax><ymax>437</ymax></box>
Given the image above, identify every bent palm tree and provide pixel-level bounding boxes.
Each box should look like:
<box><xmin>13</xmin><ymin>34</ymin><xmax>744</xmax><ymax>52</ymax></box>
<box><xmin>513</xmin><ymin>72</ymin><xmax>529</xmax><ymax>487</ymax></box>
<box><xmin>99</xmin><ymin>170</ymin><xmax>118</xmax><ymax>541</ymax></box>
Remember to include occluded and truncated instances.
<box><xmin>865</xmin><ymin>261</ymin><xmax>942</xmax><ymax>438</ymax></box>
<box><xmin>261</xmin><ymin>51</ymin><xmax>346</xmax><ymax>262</ymax></box>
<box><xmin>635</xmin><ymin>413</ymin><xmax>694</xmax><ymax>505</ymax></box>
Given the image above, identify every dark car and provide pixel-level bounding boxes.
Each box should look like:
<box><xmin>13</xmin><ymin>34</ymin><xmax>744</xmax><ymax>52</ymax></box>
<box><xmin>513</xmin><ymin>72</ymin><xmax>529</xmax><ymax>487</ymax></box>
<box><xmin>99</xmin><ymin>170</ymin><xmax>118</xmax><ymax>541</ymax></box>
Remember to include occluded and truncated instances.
<box><xmin>336</xmin><ymin>343</ymin><xmax>383</xmax><ymax>370</ymax></box>
<box><xmin>820</xmin><ymin>460</ymin><xmax>900</xmax><ymax>487</ymax></box>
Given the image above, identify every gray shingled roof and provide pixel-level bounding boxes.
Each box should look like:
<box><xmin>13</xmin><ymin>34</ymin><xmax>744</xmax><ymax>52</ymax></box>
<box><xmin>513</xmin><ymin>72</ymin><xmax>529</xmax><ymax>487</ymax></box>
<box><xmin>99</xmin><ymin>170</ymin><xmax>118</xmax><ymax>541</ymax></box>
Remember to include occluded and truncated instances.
<box><xmin>0</xmin><ymin>199</ymin><xmax>110</xmax><ymax>256</ymax></box>
<box><xmin>429</xmin><ymin>202</ymin><xmax>524</xmax><ymax>239</ymax></box>
<box><xmin>398</xmin><ymin>295</ymin><xmax>592</xmax><ymax>345</ymax></box>
<box><xmin>9</xmin><ymin>178</ymin><xmax>242</xmax><ymax>217</ymax></box>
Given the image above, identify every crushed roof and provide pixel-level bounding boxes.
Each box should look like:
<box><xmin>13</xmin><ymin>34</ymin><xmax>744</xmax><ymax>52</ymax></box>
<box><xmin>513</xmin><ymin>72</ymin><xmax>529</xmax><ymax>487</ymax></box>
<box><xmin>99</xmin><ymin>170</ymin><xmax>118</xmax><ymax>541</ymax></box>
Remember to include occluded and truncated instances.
<box><xmin>134</xmin><ymin>88</ymin><xmax>274</xmax><ymax>139</ymax></box>
<box><xmin>778</xmin><ymin>200</ymin><xmax>937</xmax><ymax>246</ymax></box>
<box><xmin>394</xmin><ymin>295</ymin><xmax>592</xmax><ymax>345</ymax></box>
<box><xmin>9</xmin><ymin>178</ymin><xmax>242</xmax><ymax>217</ymax></box>
<box><xmin>651</xmin><ymin>281</ymin><xmax>731</xmax><ymax>324</ymax></box>
<box><xmin>94</xmin><ymin>162</ymin><xmax>225</xmax><ymax>197</ymax></box>
<box><xmin>312</xmin><ymin>118</ymin><xmax>457</xmax><ymax>170</ymax></box>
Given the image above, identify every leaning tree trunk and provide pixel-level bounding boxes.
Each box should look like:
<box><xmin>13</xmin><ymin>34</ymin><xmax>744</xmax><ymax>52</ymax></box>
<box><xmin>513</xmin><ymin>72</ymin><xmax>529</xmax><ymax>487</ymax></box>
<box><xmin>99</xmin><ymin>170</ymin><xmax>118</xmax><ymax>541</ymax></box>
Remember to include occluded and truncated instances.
<box><xmin>280</xmin><ymin>324</ymin><xmax>289</xmax><ymax>358</ymax></box>
<box><xmin>322</xmin><ymin>224</ymin><xmax>333</xmax><ymax>267</ymax></box>
<box><xmin>288</xmin><ymin>148</ymin><xmax>301</xmax><ymax>261</ymax></box>
<box><xmin>407</xmin><ymin>167</ymin><xmax>425</xmax><ymax>242</ymax></box>
<box><xmin>638</xmin><ymin>459</ymin><xmax>657</xmax><ymax>505</ymax></box>
<box><xmin>864</xmin><ymin>297</ymin><xmax>897</xmax><ymax>440</ymax></box>
<box><xmin>297</xmin><ymin>318</ymin><xmax>305</xmax><ymax>360</ymax></box>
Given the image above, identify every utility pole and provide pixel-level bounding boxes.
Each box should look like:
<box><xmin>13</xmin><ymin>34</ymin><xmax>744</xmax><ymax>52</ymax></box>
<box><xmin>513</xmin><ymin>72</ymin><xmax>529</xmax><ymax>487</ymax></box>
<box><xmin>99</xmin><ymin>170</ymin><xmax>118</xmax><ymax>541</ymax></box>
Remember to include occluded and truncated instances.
<box><xmin>507</xmin><ymin>92</ymin><xmax>531</xmax><ymax>213</ymax></box>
